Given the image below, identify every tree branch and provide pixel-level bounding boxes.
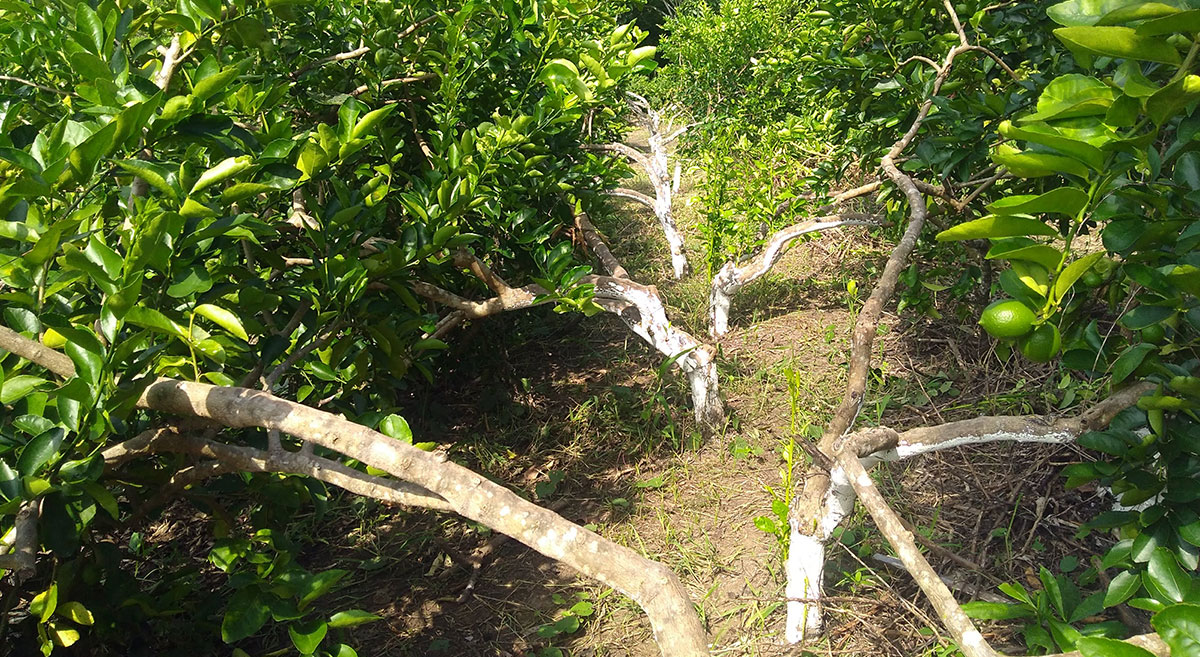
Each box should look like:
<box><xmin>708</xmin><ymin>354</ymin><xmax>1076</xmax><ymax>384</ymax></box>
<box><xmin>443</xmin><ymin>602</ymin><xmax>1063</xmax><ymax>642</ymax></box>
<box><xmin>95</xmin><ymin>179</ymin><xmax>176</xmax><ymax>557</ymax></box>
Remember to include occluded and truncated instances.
<box><xmin>102</xmin><ymin>429</ymin><xmax>454</xmax><ymax>512</ymax></box>
<box><xmin>0</xmin><ymin>502</ymin><xmax>39</xmax><ymax>582</ymax></box>
<box><xmin>709</xmin><ymin>213</ymin><xmax>880</xmax><ymax>336</ymax></box>
<box><xmin>291</xmin><ymin>12</ymin><xmax>444</xmax><ymax>79</ymax></box>
<box><xmin>603</xmin><ymin>187</ymin><xmax>656</xmax><ymax>209</ymax></box>
<box><xmin>129</xmin><ymin>377</ymin><xmax>709</xmax><ymax>656</ymax></box>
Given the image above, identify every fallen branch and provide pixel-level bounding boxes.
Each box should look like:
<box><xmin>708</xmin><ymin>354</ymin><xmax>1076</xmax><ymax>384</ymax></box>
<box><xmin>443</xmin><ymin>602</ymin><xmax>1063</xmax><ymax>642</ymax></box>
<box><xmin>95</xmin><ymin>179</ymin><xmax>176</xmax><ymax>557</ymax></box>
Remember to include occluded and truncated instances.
<box><xmin>587</xmin><ymin>94</ymin><xmax>691</xmax><ymax>278</ymax></box>
<box><xmin>709</xmin><ymin>213</ymin><xmax>879</xmax><ymax>336</ymax></box>
<box><xmin>1</xmin><ymin>326</ymin><xmax>711</xmax><ymax>657</ymax></box>
<box><xmin>785</xmin><ymin>1</ymin><xmax>1056</xmax><ymax>639</ymax></box>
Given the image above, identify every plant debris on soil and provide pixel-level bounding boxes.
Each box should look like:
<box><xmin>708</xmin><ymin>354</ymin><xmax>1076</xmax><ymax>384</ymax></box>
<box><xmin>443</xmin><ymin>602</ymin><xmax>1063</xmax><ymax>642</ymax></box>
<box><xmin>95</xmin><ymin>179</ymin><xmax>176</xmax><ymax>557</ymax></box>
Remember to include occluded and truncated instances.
<box><xmin>116</xmin><ymin>136</ymin><xmax>1128</xmax><ymax>657</ymax></box>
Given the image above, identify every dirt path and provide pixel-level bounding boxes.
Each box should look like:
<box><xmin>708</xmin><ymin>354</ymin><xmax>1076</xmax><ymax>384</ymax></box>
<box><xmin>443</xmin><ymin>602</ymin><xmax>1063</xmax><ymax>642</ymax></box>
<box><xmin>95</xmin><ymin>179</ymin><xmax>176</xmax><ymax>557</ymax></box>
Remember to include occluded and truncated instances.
<box><xmin>326</xmin><ymin>132</ymin><xmax>1105</xmax><ymax>657</ymax></box>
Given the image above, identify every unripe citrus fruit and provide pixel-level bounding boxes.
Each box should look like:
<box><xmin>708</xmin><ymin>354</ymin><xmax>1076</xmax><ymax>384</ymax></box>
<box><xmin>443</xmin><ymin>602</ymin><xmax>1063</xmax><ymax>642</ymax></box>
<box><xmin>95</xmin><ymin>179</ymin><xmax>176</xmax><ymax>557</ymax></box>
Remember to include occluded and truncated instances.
<box><xmin>979</xmin><ymin>299</ymin><xmax>1036</xmax><ymax>339</ymax></box>
<box><xmin>1019</xmin><ymin>324</ymin><xmax>1061</xmax><ymax>362</ymax></box>
<box><xmin>1081</xmin><ymin>271</ymin><xmax>1103</xmax><ymax>288</ymax></box>
<box><xmin>1140</xmin><ymin>324</ymin><xmax>1166</xmax><ymax>345</ymax></box>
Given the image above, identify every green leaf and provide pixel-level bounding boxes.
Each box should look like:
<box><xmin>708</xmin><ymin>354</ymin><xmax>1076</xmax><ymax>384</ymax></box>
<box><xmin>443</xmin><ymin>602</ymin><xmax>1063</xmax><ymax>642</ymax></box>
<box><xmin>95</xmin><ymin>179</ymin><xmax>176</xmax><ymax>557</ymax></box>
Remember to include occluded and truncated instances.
<box><xmin>1137</xmin><ymin>8</ymin><xmax>1200</xmax><ymax>34</ymax></box>
<box><xmin>379</xmin><ymin>414</ymin><xmax>412</xmax><ymax>443</ymax></box>
<box><xmin>986</xmin><ymin>239</ymin><xmax>1064</xmax><ymax>271</ymax></box>
<box><xmin>1022</xmin><ymin>74</ymin><xmax>1115</xmax><ymax>122</ymax></box>
<box><xmin>936</xmin><ymin>216</ymin><xmax>1058</xmax><ymax>241</ymax></box>
<box><xmin>328</xmin><ymin>609</ymin><xmax>381</xmax><ymax>628</ymax></box>
<box><xmin>1</xmin><ymin>372</ymin><xmax>48</xmax><ymax>404</ymax></box>
<box><xmin>1104</xmin><ymin>570</ymin><xmax>1141</xmax><ymax>607</ymax></box>
<box><xmin>1076</xmin><ymin>637</ymin><xmax>1158</xmax><ymax>657</ymax></box>
<box><xmin>75</xmin><ymin>3</ymin><xmax>105</xmax><ymax>54</ymax></box>
<box><xmin>1048</xmin><ymin>0</ymin><xmax>1137</xmax><ymax>26</ymax></box>
<box><xmin>1052</xmin><ymin>253</ymin><xmax>1105</xmax><ymax>303</ymax></box>
<box><xmin>194</xmin><ymin>304</ymin><xmax>249</xmax><ymax>341</ymax></box>
<box><xmin>298</xmin><ymin>569</ymin><xmax>347</xmax><ymax>609</ymax></box>
<box><xmin>1098</xmin><ymin>2</ymin><xmax>1180</xmax><ymax>26</ymax></box>
<box><xmin>999</xmin><ymin>121</ymin><xmax>1106</xmax><ymax>170</ymax></box>
<box><xmin>115</xmin><ymin>160</ymin><xmax>180</xmax><ymax>199</ymax></box>
<box><xmin>193</xmin><ymin>65</ymin><xmax>241</xmax><ymax>102</ymax></box>
<box><xmin>221</xmin><ymin>589</ymin><xmax>270</xmax><ymax>643</ymax></box>
<box><xmin>350</xmin><ymin>105</ymin><xmax>397</xmax><ymax>141</ymax></box>
<box><xmin>63</xmin><ymin>121</ymin><xmax>117</xmax><ymax>185</ymax></box>
<box><xmin>961</xmin><ymin>601</ymin><xmax>1036</xmax><ymax>619</ymax></box>
<box><xmin>1147</xmin><ymin>75</ymin><xmax>1200</xmax><ymax>125</ymax></box>
<box><xmin>18</xmin><ymin>428</ymin><xmax>64</xmax><ymax>476</ymax></box>
<box><xmin>296</xmin><ymin>140</ymin><xmax>329</xmax><ymax>181</ymax></box>
<box><xmin>540</xmin><ymin>59</ymin><xmax>591</xmax><ymax>100</ymax></box>
<box><xmin>0</xmin><ymin>147</ymin><xmax>42</xmax><ymax>173</ymax></box>
<box><xmin>56</xmin><ymin>378</ymin><xmax>93</xmax><ymax>433</ymax></box>
<box><xmin>288</xmin><ymin>619</ymin><xmax>327</xmax><ymax>655</ymax></box>
<box><xmin>167</xmin><ymin>267</ymin><xmax>214</xmax><ymax>298</ymax></box>
<box><xmin>1145</xmin><ymin>548</ymin><xmax>1190</xmax><ymax>602</ymax></box>
<box><xmin>1054</xmin><ymin>26</ymin><xmax>1181</xmax><ymax>64</ymax></box>
<box><xmin>58</xmin><ymin>601</ymin><xmax>94</xmax><ymax>626</ymax></box>
<box><xmin>1112</xmin><ymin>343</ymin><xmax>1157</xmax><ymax>384</ymax></box>
<box><xmin>191</xmin><ymin>156</ymin><xmax>253</xmax><ymax>195</ymax></box>
<box><xmin>987</xmin><ymin>188</ymin><xmax>1091</xmax><ymax>217</ymax></box>
<box><xmin>1151</xmin><ymin>603</ymin><xmax>1200</xmax><ymax>657</ymax></box>
<box><xmin>125</xmin><ymin>305</ymin><xmax>190</xmax><ymax>341</ymax></box>
<box><xmin>30</xmin><ymin>583</ymin><xmax>57</xmax><ymax>622</ymax></box>
<box><xmin>993</xmin><ymin>144</ymin><xmax>1093</xmax><ymax>178</ymax></box>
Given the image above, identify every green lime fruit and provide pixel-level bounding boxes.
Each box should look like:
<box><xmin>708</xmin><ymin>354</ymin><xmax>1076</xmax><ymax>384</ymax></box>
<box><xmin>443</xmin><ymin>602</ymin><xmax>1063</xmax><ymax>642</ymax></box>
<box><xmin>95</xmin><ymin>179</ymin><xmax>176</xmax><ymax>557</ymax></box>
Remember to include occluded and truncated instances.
<box><xmin>1140</xmin><ymin>324</ymin><xmax>1167</xmax><ymax>345</ymax></box>
<box><xmin>1081</xmin><ymin>271</ymin><xmax>1104</xmax><ymax>288</ymax></box>
<box><xmin>1019</xmin><ymin>324</ymin><xmax>1061</xmax><ymax>363</ymax></box>
<box><xmin>979</xmin><ymin>299</ymin><xmax>1036</xmax><ymax>339</ymax></box>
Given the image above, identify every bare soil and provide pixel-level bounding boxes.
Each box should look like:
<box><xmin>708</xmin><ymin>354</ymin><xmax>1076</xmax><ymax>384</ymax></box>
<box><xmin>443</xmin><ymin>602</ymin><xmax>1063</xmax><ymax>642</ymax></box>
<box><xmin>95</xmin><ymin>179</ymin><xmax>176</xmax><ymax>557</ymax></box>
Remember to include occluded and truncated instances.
<box><xmin>113</xmin><ymin>134</ymin><xmax>1125</xmax><ymax>657</ymax></box>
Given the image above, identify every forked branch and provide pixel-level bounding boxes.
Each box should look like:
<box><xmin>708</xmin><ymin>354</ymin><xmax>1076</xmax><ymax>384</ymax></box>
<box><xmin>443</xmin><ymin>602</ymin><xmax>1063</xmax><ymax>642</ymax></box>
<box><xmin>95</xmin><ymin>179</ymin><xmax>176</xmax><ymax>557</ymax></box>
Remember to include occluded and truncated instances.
<box><xmin>0</xmin><ymin>326</ymin><xmax>711</xmax><ymax>657</ymax></box>
<box><xmin>709</xmin><ymin>212</ymin><xmax>880</xmax><ymax>336</ymax></box>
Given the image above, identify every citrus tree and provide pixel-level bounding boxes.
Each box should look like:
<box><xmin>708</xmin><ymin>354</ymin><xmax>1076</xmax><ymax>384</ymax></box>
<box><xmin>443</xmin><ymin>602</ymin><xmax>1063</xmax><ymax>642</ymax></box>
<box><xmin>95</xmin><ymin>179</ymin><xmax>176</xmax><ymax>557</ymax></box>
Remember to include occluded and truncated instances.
<box><xmin>648</xmin><ymin>0</ymin><xmax>1200</xmax><ymax>653</ymax></box>
<box><xmin>0</xmin><ymin>1</ymin><xmax>722</xmax><ymax>656</ymax></box>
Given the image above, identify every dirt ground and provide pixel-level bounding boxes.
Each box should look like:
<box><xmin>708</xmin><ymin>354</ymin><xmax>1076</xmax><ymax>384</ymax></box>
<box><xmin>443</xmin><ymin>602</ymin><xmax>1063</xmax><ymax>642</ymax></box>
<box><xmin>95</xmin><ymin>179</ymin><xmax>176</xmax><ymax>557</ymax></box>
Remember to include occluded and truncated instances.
<box><xmin>110</xmin><ymin>131</ymin><xmax>1128</xmax><ymax>657</ymax></box>
<box><xmin>280</xmin><ymin>130</ymin><xmax>1130</xmax><ymax>657</ymax></box>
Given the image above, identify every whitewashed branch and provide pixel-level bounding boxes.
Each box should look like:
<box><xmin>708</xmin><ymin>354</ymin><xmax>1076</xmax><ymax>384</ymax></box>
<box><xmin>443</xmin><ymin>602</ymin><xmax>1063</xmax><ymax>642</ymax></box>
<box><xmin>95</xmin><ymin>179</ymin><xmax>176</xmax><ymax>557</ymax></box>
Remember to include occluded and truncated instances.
<box><xmin>709</xmin><ymin>213</ymin><xmax>878</xmax><ymax>336</ymax></box>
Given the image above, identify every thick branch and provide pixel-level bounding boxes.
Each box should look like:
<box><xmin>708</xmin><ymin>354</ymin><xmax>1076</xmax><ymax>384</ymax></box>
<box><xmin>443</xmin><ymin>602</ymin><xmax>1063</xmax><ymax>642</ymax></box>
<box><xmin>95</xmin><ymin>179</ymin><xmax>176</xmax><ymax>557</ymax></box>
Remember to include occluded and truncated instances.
<box><xmin>102</xmin><ymin>430</ymin><xmax>454</xmax><ymax>512</ymax></box>
<box><xmin>1</xmin><ymin>258</ymin><xmax>713</xmax><ymax>655</ymax></box>
<box><xmin>604</xmin><ymin>187</ymin><xmax>656</xmax><ymax>209</ymax></box>
<box><xmin>575</xmin><ymin>212</ymin><xmax>630</xmax><ymax>279</ymax></box>
<box><xmin>788</xmin><ymin>6</ymin><xmax>1039</xmax><ymax>639</ymax></box>
<box><xmin>0</xmin><ymin>502</ymin><xmax>39</xmax><ymax>582</ymax></box>
<box><xmin>0</xmin><ymin>324</ymin><xmax>76</xmax><ymax>378</ymax></box>
<box><xmin>131</xmin><ymin>378</ymin><xmax>709</xmax><ymax>656</ymax></box>
<box><xmin>835</xmin><ymin>450</ymin><xmax>997</xmax><ymax>657</ymax></box>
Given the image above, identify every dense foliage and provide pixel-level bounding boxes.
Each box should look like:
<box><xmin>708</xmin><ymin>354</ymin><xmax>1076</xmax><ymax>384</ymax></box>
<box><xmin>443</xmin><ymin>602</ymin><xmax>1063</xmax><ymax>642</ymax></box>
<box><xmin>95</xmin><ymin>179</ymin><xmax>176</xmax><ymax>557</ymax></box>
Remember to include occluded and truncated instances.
<box><xmin>0</xmin><ymin>0</ymin><xmax>656</xmax><ymax>653</ymax></box>
<box><xmin>651</xmin><ymin>0</ymin><xmax>1200</xmax><ymax>653</ymax></box>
